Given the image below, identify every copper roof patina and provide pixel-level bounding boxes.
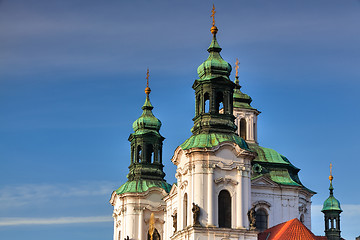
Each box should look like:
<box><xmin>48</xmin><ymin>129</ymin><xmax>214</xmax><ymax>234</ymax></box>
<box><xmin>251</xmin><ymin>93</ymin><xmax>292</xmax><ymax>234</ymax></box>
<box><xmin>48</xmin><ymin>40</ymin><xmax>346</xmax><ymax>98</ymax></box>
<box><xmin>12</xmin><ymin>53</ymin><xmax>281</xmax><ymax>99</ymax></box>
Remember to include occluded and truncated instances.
<box><xmin>180</xmin><ymin>132</ymin><xmax>250</xmax><ymax>151</ymax></box>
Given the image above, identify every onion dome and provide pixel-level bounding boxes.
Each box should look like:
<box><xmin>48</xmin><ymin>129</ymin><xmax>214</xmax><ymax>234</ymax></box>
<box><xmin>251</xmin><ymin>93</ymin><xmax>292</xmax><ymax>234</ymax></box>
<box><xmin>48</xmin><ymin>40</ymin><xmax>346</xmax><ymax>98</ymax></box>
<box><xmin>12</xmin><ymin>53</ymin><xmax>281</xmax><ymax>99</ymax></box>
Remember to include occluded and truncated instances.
<box><xmin>132</xmin><ymin>85</ymin><xmax>161</xmax><ymax>133</ymax></box>
<box><xmin>197</xmin><ymin>26</ymin><xmax>232</xmax><ymax>80</ymax></box>
<box><xmin>322</xmin><ymin>169</ymin><xmax>342</xmax><ymax>212</ymax></box>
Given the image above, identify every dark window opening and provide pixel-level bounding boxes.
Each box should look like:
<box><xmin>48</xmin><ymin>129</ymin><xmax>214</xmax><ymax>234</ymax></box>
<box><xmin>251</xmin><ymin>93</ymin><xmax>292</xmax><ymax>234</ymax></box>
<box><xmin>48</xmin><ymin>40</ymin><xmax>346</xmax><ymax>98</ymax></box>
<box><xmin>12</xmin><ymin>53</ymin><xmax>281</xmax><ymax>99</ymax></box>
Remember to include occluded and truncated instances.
<box><xmin>218</xmin><ymin>190</ymin><xmax>231</xmax><ymax>228</ymax></box>
<box><xmin>240</xmin><ymin>118</ymin><xmax>247</xmax><ymax>140</ymax></box>
<box><xmin>204</xmin><ymin>93</ymin><xmax>210</xmax><ymax>113</ymax></box>
<box><xmin>216</xmin><ymin>92</ymin><xmax>224</xmax><ymax>114</ymax></box>
<box><xmin>146</xmin><ymin>144</ymin><xmax>154</xmax><ymax>163</ymax></box>
<box><xmin>137</xmin><ymin>146</ymin><xmax>142</xmax><ymax>163</ymax></box>
<box><xmin>255</xmin><ymin>208</ymin><xmax>268</xmax><ymax>232</ymax></box>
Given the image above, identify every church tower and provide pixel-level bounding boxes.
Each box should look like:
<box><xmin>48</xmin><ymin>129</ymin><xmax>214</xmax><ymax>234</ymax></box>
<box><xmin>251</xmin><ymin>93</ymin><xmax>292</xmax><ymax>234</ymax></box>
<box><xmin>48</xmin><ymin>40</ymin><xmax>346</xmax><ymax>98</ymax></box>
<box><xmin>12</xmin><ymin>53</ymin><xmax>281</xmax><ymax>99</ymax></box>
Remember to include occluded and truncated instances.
<box><xmin>322</xmin><ymin>164</ymin><xmax>342</xmax><ymax>240</ymax></box>
<box><xmin>164</xmin><ymin>6</ymin><xmax>258</xmax><ymax>240</ymax></box>
<box><xmin>110</xmin><ymin>70</ymin><xmax>171</xmax><ymax>240</ymax></box>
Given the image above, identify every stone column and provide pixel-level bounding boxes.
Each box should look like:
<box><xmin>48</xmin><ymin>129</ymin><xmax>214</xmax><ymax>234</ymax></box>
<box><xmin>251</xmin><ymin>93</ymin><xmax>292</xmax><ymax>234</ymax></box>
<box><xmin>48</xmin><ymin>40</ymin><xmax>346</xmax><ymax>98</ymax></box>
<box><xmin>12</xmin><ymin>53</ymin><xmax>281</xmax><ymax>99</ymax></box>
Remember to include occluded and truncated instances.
<box><xmin>207</xmin><ymin>165</ymin><xmax>214</xmax><ymax>226</ymax></box>
<box><xmin>138</xmin><ymin>208</ymin><xmax>143</xmax><ymax>240</ymax></box>
<box><xmin>236</xmin><ymin>167</ymin><xmax>243</xmax><ymax>228</ymax></box>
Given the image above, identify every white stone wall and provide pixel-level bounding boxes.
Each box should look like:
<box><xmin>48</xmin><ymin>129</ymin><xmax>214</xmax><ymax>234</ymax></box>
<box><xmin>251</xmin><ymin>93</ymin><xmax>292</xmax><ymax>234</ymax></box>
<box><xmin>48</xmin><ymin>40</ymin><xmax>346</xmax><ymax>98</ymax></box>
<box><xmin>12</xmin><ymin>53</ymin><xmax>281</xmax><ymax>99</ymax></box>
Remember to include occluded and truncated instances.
<box><xmin>165</xmin><ymin>142</ymin><xmax>257</xmax><ymax>239</ymax></box>
<box><xmin>251</xmin><ymin>179</ymin><xmax>313</xmax><ymax>229</ymax></box>
<box><xmin>110</xmin><ymin>188</ymin><xmax>168</xmax><ymax>240</ymax></box>
<box><xmin>233</xmin><ymin>108</ymin><xmax>260</xmax><ymax>144</ymax></box>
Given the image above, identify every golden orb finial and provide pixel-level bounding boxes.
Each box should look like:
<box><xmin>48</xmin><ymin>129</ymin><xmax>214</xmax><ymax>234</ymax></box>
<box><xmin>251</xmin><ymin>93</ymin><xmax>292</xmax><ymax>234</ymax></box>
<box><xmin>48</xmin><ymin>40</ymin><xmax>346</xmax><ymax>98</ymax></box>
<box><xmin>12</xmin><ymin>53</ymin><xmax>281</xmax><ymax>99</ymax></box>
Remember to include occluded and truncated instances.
<box><xmin>145</xmin><ymin>68</ymin><xmax>151</xmax><ymax>95</ymax></box>
<box><xmin>235</xmin><ymin>58</ymin><xmax>240</xmax><ymax>78</ymax></box>
<box><xmin>329</xmin><ymin>163</ymin><xmax>334</xmax><ymax>182</ymax></box>
<box><xmin>210</xmin><ymin>4</ymin><xmax>218</xmax><ymax>35</ymax></box>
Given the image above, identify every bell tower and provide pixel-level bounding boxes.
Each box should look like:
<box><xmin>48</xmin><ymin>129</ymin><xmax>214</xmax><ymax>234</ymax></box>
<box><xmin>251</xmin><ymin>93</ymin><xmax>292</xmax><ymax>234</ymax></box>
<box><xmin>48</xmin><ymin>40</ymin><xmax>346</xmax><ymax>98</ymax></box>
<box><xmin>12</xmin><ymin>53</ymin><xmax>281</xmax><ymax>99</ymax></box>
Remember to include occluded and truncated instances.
<box><xmin>191</xmin><ymin>6</ymin><xmax>236</xmax><ymax>135</ymax></box>
<box><xmin>110</xmin><ymin>70</ymin><xmax>171</xmax><ymax>240</ymax></box>
<box><xmin>321</xmin><ymin>164</ymin><xmax>342</xmax><ymax>240</ymax></box>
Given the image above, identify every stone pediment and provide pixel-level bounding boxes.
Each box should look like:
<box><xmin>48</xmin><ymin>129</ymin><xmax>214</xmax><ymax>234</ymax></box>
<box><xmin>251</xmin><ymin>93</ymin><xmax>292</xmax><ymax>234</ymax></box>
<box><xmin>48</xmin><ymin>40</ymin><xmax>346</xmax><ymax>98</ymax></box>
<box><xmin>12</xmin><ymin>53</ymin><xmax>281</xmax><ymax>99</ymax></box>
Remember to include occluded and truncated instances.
<box><xmin>252</xmin><ymin>175</ymin><xmax>278</xmax><ymax>188</ymax></box>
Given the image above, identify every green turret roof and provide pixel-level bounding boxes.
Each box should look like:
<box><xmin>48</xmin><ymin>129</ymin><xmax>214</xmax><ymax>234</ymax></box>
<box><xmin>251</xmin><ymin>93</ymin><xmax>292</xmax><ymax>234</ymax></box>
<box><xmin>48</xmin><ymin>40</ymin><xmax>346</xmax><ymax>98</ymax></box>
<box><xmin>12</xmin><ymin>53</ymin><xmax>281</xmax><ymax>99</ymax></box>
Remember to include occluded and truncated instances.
<box><xmin>132</xmin><ymin>95</ymin><xmax>161</xmax><ymax>134</ymax></box>
<box><xmin>116</xmin><ymin>179</ymin><xmax>171</xmax><ymax>194</ymax></box>
<box><xmin>180</xmin><ymin>133</ymin><xmax>250</xmax><ymax>151</ymax></box>
<box><xmin>197</xmin><ymin>33</ymin><xmax>232</xmax><ymax>81</ymax></box>
<box><xmin>322</xmin><ymin>181</ymin><xmax>342</xmax><ymax>212</ymax></box>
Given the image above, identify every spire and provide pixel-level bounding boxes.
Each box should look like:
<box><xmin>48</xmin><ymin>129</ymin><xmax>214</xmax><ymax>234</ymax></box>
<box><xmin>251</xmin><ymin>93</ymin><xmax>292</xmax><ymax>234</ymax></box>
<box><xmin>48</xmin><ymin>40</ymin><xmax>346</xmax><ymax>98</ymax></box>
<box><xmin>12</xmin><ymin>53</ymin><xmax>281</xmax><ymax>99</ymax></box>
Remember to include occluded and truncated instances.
<box><xmin>133</xmin><ymin>69</ymin><xmax>160</xmax><ymax>132</ymax></box>
<box><xmin>232</xmin><ymin>58</ymin><xmax>255</xmax><ymax>110</ymax></box>
<box><xmin>322</xmin><ymin>163</ymin><xmax>342</xmax><ymax>240</ymax></box>
<box><xmin>329</xmin><ymin>162</ymin><xmax>334</xmax><ymax>196</ymax></box>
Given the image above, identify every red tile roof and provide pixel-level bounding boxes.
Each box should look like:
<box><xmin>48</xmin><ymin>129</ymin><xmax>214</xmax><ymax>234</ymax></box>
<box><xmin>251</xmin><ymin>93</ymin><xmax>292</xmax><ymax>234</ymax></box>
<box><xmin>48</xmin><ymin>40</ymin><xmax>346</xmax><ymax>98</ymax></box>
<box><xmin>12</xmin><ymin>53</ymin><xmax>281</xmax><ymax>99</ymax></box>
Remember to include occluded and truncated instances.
<box><xmin>258</xmin><ymin>218</ymin><xmax>322</xmax><ymax>240</ymax></box>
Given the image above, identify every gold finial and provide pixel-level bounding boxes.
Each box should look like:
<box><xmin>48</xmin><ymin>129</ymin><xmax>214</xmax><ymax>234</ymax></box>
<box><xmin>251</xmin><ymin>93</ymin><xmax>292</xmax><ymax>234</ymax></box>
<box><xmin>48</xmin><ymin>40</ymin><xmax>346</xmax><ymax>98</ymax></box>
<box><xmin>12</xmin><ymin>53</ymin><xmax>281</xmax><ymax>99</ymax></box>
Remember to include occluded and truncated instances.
<box><xmin>149</xmin><ymin>213</ymin><xmax>155</xmax><ymax>240</ymax></box>
<box><xmin>235</xmin><ymin>58</ymin><xmax>240</xmax><ymax>78</ymax></box>
<box><xmin>145</xmin><ymin>68</ymin><xmax>151</xmax><ymax>95</ymax></box>
<box><xmin>211</xmin><ymin>4</ymin><xmax>216</xmax><ymax>27</ymax></box>
<box><xmin>210</xmin><ymin>4</ymin><xmax>218</xmax><ymax>35</ymax></box>
<box><xmin>329</xmin><ymin>163</ymin><xmax>333</xmax><ymax>182</ymax></box>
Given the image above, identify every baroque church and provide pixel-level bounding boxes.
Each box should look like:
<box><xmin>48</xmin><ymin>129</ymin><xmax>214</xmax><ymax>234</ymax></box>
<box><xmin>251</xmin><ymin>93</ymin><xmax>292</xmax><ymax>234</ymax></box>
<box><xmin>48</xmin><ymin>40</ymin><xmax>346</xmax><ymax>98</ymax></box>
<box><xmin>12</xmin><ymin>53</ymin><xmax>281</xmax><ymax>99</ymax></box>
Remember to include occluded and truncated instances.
<box><xmin>110</xmin><ymin>7</ymin><xmax>343</xmax><ymax>240</ymax></box>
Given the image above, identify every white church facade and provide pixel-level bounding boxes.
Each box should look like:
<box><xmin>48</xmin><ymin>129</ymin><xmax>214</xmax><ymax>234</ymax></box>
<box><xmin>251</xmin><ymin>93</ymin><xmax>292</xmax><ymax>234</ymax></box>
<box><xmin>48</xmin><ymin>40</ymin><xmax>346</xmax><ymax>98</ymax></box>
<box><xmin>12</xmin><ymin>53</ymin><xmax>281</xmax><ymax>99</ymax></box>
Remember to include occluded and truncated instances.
<box><xmin>110</xmin><ymin>9</ymin><xmax>314</xmax><ymax>240</ymax></box>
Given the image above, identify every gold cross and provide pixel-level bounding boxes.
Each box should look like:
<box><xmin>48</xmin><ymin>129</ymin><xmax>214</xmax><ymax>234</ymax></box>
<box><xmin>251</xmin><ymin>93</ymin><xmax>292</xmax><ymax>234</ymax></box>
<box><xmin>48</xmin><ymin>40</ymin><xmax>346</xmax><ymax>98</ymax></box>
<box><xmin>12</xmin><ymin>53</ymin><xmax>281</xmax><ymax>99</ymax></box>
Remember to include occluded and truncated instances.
<box><xmin>235</xmin><ymin>58</ymin><xmax>240</xmax><ymax>77</ymax></box>
<box><xmin>330</xmin><ymin>163</ymin><xmax>333</xmax><ymax>176</ymax></box>
<box><xmin>211</xmin><ymin>4</ymin><xmax>216</xmax><ymax>27</ymax></box>
<box><xmin>146</xmin><ymin>68</ymin><xmax>149</xmax><ymax>87</ymax></box>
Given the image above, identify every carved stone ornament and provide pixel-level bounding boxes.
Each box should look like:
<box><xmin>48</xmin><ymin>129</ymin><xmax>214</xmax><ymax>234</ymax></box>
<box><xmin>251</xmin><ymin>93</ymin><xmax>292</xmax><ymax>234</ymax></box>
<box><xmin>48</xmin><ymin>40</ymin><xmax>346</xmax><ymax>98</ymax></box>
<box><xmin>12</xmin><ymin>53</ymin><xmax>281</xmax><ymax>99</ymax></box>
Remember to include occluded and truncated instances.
<box><xmin>192</xmin><ymin>203</ymin><xmax>201</xmax><ymax>227</ymax></box>
<box><xmin>247</xmin><ymin>206</ymin><xmax>256</xmax><ymax>230</ymax></box>
<box><xmin>214</xmin><ymin>177</ymin><xmax>238</xmax><ymax>185</ymax></box>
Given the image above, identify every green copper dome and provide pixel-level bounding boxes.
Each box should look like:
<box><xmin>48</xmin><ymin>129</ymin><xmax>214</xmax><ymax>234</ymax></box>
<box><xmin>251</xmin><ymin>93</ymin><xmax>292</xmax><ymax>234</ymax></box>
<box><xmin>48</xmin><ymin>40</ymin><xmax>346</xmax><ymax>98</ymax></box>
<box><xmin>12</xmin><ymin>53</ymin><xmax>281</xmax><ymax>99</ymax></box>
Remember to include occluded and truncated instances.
<box><xmin>322</xmin><ymin>183</ymin><xmax>342</xmax><ymax>212</ymax></box>
<box><xmin>132</xmin><ymin>96</ymin><xmax>161</xmax><ymax>133</ymax></box>
<box><xmin>197</xmin><ymin>34</ymin><xmax>232</xmax><ymax>80</ymax></box>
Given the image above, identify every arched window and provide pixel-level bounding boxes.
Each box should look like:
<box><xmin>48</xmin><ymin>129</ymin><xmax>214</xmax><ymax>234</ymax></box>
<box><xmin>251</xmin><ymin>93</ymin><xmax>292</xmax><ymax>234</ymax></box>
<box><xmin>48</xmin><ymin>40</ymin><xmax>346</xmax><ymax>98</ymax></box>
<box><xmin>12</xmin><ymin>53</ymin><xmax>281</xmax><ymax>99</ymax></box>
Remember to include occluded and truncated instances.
<box><xmin>216</xmin><ymin>92</ymin><xmax>224</xmax><ymax>114</ymax></box>
<box><xmin>240</xmin><ymin>118</ymin><xmax>247</xmax><ymax>140</ymax></box>
<box><xmin>218</xmin><ymin>190</ymin><xmax>231</xmax><ymax>228</ymax></box>
<box><xmin>146</xmin><ymin>144</ymin><xmax>154</xmax><ymax>163</ymax></box>
<box><xmin>204</xmin><ymin>93</ymin><xmax>210</xmax><ymax>113</ymax></box>
<box><xmin>255</xmin><ymin>208</ymin><xmax>268</xmax><ymax>232</ymax></box>
<box><xmin>137</xmin><ymin>145</ymin><xmax>142</xmax><ymax>163</ymax></box>
<box><xmin>183</xmin><ymin>193</ymin><xmax>188</xmax><ymax>227</ymax></box>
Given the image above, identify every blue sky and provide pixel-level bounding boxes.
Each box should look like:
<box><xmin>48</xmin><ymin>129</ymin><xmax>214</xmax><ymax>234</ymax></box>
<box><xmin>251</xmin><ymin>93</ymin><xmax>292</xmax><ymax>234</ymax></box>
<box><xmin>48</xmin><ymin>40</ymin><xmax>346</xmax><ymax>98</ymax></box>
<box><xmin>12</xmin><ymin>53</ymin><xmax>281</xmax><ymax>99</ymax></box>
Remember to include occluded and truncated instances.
<box><xmin>0</xmin><ymin>0</ymin><xmax>359</xmax><ymax>239</ymax></box>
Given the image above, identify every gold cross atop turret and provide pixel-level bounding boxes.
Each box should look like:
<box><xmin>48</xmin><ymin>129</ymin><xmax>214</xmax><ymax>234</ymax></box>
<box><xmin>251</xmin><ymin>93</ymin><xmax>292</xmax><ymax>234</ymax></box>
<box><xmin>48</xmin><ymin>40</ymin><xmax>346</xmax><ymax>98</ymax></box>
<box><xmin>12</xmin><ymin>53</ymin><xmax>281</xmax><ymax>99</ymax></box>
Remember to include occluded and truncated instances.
<box><xmin>145</xmin><ymin>68</ymin><xmax>151</xmax><ymax>95</ymax></box>
<box><xmin>329</xmin><ymin>163</ymin><xmax>333</xmax><ymax>182</ymax></box>
<box><xmin>210</xmin><ymin>4</ymin><xmax>218</xmax><ymax>35</ymax></box>
<box><xmin>235</xmin><ymin>58</ymin><xmax>240</xmax><ymax>78</ymax></box>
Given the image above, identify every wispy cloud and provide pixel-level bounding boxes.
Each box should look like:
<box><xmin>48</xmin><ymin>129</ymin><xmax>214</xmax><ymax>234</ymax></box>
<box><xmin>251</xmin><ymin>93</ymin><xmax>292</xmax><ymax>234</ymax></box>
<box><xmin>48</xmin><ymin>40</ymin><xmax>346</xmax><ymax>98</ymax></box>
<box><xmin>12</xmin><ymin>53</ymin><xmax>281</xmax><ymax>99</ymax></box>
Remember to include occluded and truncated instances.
<box><xmin>0</xmin><ymin>216</ymin><xmax>112</xmax><ymax>226</ymax></box>
<box><xmin>0</xmin><ymin>181</ymin><xmax>115</xmax><ymax>209</ymax></box>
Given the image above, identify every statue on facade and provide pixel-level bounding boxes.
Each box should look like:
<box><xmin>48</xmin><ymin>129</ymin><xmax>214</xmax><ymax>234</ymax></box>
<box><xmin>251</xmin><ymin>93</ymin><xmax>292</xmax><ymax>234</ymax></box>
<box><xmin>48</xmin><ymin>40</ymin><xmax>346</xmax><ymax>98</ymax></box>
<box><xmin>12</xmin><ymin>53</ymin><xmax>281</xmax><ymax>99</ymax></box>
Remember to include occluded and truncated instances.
<box><xmin>124</xmin><ymin>236</ymin><xmax>129</xmax><ymax>240</ymax></box>
<box><xmin>192</xmin><ymin>203</ymin><xmax>201</xmax><ymax>226</ymax></box>
<box><xmin>172</xmin><ymin>212</ymin><xmax>177</xmax><ymax>232</ymax></box>
<box><xmin>247</xmin><ymin>206</ymin><xmax>256</xmax><ymax>230</ymax></box>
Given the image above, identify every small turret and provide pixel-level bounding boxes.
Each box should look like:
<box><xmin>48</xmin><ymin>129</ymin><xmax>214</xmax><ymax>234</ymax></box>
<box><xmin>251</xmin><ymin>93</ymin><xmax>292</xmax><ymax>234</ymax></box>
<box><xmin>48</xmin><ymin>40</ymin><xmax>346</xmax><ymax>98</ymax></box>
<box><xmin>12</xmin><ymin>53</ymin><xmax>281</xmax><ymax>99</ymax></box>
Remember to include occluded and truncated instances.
<box><xmin>116</xmin><ymin>69</ymin><xmax>171</xmax><ymax>194</ymax></box>
<box><xmin>321</xmin><ymin>163</ymin><xmax>342</xmax><ymax>240</ymax></box>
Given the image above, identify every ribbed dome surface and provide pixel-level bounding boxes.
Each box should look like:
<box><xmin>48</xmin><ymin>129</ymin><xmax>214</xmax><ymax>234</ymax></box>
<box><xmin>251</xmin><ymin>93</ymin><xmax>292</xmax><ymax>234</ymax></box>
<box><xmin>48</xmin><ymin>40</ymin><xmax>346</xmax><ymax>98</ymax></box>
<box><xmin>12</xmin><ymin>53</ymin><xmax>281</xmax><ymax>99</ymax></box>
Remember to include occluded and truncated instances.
<box><xmin>132</xmin><ymin>97</ymin><xmax>161</xmax><ymax>132</ymax></box>
<box><xmin>322</xmin><ymin>195</ymin><xmax>342</xmax><ymax>212</ymax></box>
<box><xmin>197</xmin><ymin>35</ymin><xmax>231</xmax><ymax>80</ymax></box>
